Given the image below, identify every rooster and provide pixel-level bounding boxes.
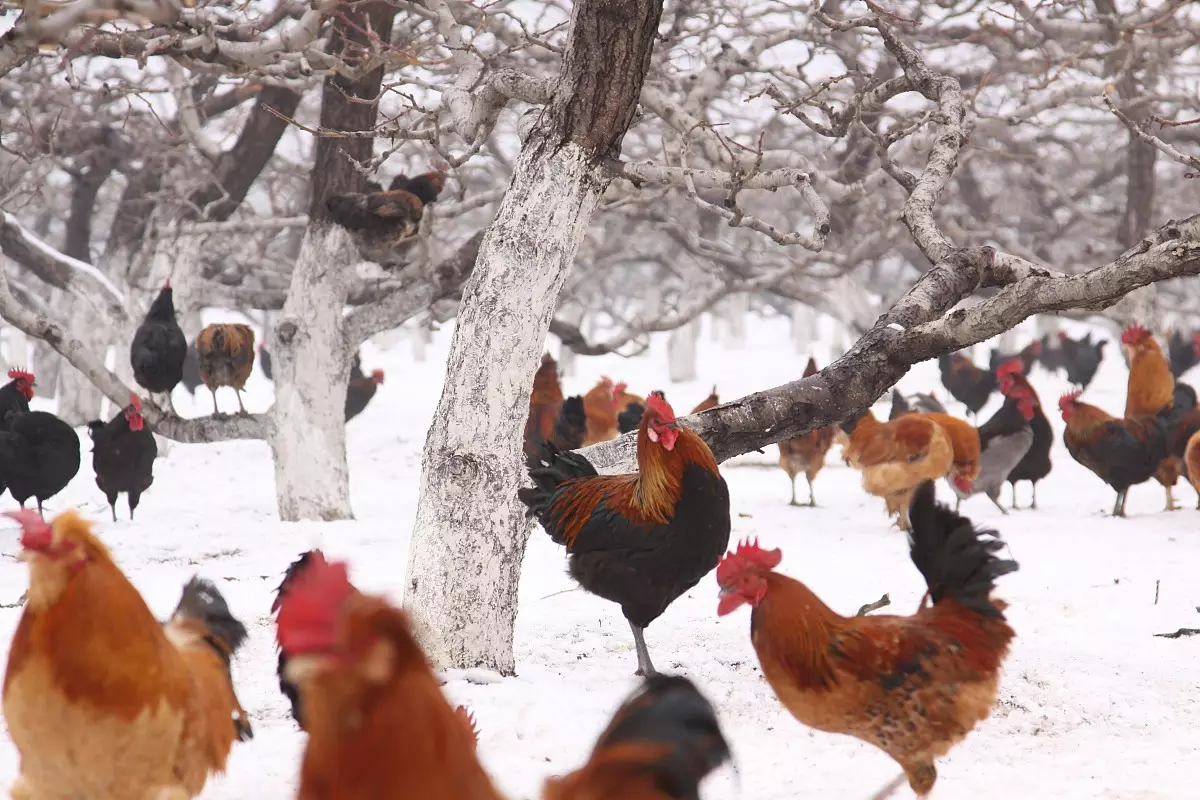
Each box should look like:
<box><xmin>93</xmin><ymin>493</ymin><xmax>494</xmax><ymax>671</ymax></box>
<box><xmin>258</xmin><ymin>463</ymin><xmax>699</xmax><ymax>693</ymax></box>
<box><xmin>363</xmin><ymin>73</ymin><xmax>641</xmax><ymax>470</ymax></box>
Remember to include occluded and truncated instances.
<box><xmin>937</xmin><ymin>351</ymin><xmax>996</xmax><ymax>419</ymax></box>
<box><xmin>196</xmin><ymin>322</ymin><xmax>255</xmax><ymax>415</ymax></box>
<box><xmin>581</xmin><ymin>376</ymin><xmax>618</xmax><ymax>445</ymax></box>
<box><xmin>274</xmin><ymin>552</ymin><xmax>503</xmax><ymax>800</ymax></box>
<box><xmin>988</xmin><ymin>339</ymin><xmax>1041</xmax><ymax>376</ymax></box>
<box><xmin>716</xmin><ymin>482</ymin><xmax>1017</xmax><ymax>798</ymax></box>
<box><xmin>3</xmin><ymin>509</ymin><xmax>252</xmax><ymax>799</ymax></box>
<box><xmin>0</xmin><ymin>367</ymin><xmax>34</xmax><ymax>428</ymax></box>
<box><xmin>0</xmin><ymin>409</ymin><xmax>81</xmax><ymax>515</ymax></box>
<box><xmin>841</xmin><ymin>409</ymin><xmax>953</xmax><ymax>531</ymax></box>
<box><xmin>345</xmin><ymin>355</ymin><xmax>384</xmax><ymax>422</ymax></box>
<box><xmin>689</xmin><ymin>385</ymin><xmax>719</xmax><ymax>415</ymax></box>
<box><xmin>1003</xmin><ymin>370</ymin><xmax>1053</xmax><ymax>509</ymax></box>
<box><xmin>958</xmin><ymin>361</ymin><xmax>1036</xmax><ymax>513</ymax></box>
<box><xmin>544</xmin><ymin>674</ymin><xmax>732</xmax><ymax>800</ymax></box>
<box><xmin>1121</xmin><ymin>325</ymin><xmax>1179</xmax><ymax>510</ymax></box>
<box><xmin>271</xmin><ymin>549</ymin><xmax>321</xmax><ymax>730</ymax></box>
<box><xmin>86</xmin><ymin>393</ymin><xmax>157</xmax><ymax>521</ymax></box>
<box><xmin>552</xmin><ymin>395</ymin><xmax>588</xmax><ymax>451</ymax></box>
<box><xmin>130</xmin><ymin>280</ymin><xmax>187</xmax><ymax>397</ymax></box>
<box><xmin>777</xmin><ymin>356</ymin><xmax>836</xmax><ymax>507</ymax></box>
<box><xmin>1060</xmin><ymin>389</ymin><xmax>1168</xmax><ymax>517</ymax></box>
<box><xmin>525</xmin><ymin>352</ymin><xmax>565</xmax><ymax>458</ymax></box>
<box><xmin>520</xmin><ymin>390</ymin><xmax>731</xmax><ymax>676</ymax></box>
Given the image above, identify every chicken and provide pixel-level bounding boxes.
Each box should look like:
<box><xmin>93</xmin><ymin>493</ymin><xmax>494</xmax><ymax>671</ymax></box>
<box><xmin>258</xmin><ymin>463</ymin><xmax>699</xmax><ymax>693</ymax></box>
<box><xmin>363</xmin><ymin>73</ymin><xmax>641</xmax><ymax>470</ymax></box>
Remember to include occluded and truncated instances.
<box><xmin>613</xmin><ymin>382</ymin><xmax>645</xmax><ymax>416</ymax></box>
<box><xmin>1121</xmin><ymin>325</ymin><xmax>1178</xmax><ymax>510</ymax></box>
<box><xmin>1186</xmin><ymin>429</ymin><xmax>1200</xmax><ymax>508</ymax></box>
<box><xmin>272</xmin><ymin>550</ymin><xmax>323</xmax><ymax>730</ymax></box>
<box><xmin>86</xmin><ymin>393</ymin><xmax>157</xmax><ymax>521</ymax></box>
<box><xmin>0</xmin><ymin>410</ymin><xmax>81</xmax><ymax>515</ymax></box>
<box><xmin>581</xmin><ymin>376</ymin><xmax>618</xmax><ymax>445</ymax></box>
<box><xmin>1167</xmin><ymin>329</ymin><xmax>1200</xmax><ymax>378</ymax></box>
<box><xmin>0</xmin><ymin>367</ymin><xmax>34</xmax><ymax>428</ymax></box>
<box><xmin>777</xmin><ymin>356</ymin><xmax>835</xmax><ymax>507</ymax></box>
<box><xmin>988</xmin><ymin>339</ymin><xmax>1041</xmax><ymax>376</ymax></box>
<box><xmin>937</xmin><ymin>351</ymin><xmax>996</xmax><ymax>419</ymax></box>
<box><xmin>552</xmin><ymin>395</ymin><xmax>588</xmax><ymax>451</ymax></box>
<box><xmin>1059</xmin><ymin>331</ymin><xmax>1107</xmax><ymax>390</ymax></box>
<box><xmin>258</xmin><ymin>343</ymin><xmax>274</xmax><ymax>382</ymax></box>
<box><xmin>1003</xmin><ymin>369</ymin><xmax>1054</xmax><ymax>509</ymax></box>
<box><xmin>617</xmin><ymin>402</ymin><xmax>645</xmax><ymax>435</ymax></box>
<box><xmin>326</xmin><ymin>178</ymin><xmax>431</xmax><ymax>264</ymax></box>
<box><xmin>841</xmin><ymin>410</ymin><xmax>953</xmax><ymax>531</ymax></box>
<box><xmin>180</xmin><ymin>343</ymin><xmax>203</xmax><ymax>397</ymax></box>
<box><xmin>130</xmin><ymin>280</ymin><xmax>187</xmax><ymax>396</ymax></box>
<box><xmin>1166</xmin><ymin>383</ymin><xmax>1200</xmax><ymax>508</ymax></box>
<box><xmin>346</xmin><ymin>368</ymin><xmax>384</xmax><ymax>422</ymax></box>
<box><xmin>520</xmin><ymin>390</ymin><xmax>731</xmax><ymax>676</ymax></box>
<box><xmin>689</xmin><ymin>385</ymin><xmax>719</xmax><ymax>415</ymax></box>
<box><xmin>525</xmin><ymin>353</ymin><xmax>565</xmax><ymax>458</ymax></box>
<box><xmin>389</xmin><ymin>169</ymin><xmax>449</xmax><ymax>206</ymax></box>
<box><xmin>1035</xmin><ymin>332</ymin><xmax>1068</xmax><ymax>374</ymax></box>
<box><xmin>716</xmin><ymin>482</ymin><xmax>1017</xmax><ymax>798</ymax></box>
<box><xmin>889</xmin><ymin>390</ymin><xmax>947</xmax><ymax>420</ymax></box>
<box><xmin>955</xmin><ymin>361</ymin><xmax>1036</xmax><ymax>513</ymax></box>
<box><xmin>274</xmin><ymin>552</ymin><xmax>504</xmax><ymax>800</ymax></box>
<box><xmin>1060</xmin><ymin>389</ymin><xmax>1169</xmax><ymax>517</ymax></box>
<box><xmin>543</xmin><ymin>674</ymin><xmax>732</xmax><ymax>800</ymax></box>
<box><xmin>196</xmin><ymin>322</ymin><xmax>255</xmax><ymax>415</ymax></box>
<box><xmin>918</xmin><ymin>412</ymin><xmax>981</xmax><ymax>498</ymax></box>
<box><xmin>3</xmin><ymin>509</ymin><xmax>252</xmax><ymax>800</ymax></box>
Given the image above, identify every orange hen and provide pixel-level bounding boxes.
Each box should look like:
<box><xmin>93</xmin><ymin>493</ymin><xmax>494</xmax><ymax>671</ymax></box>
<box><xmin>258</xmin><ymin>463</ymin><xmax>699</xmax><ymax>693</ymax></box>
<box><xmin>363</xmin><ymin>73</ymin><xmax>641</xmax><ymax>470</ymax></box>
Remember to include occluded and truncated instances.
<box><xmin>3</xmin><ymin>509</ymin><xmax>252</xmax><ymax>800</ymax></box>
<box><xmin>1120</xmin><ymin>325</ymin><xmax>1180</xmax><ymax>510</ymax></box>
<box><xmin>582</xmin><ymin>377</ymin><xmax>618</xmax><ymax>445</ymax></box>
<box><xmin>918</xmin><ymin>412</ymin><xmax>981</xmax><ymax>493</ymax></box>
<box><xmin>716</xmin><ymin>482</ymin><xmax>1017</xmax><ymax>798</ymax></box>
<box><xmin>276</xmin><ymin>552</ymin><xmax>503</xmax><ymax>800</ymax></box>
<box><xmin>777</xmin><ymin>357</ymin><xmax>835</xmax><ymax>507</ymax></box>
<box><xmin>525</xmin><ymin>353</ymin><xmax>565</xmax><ymax>458</ymax></box>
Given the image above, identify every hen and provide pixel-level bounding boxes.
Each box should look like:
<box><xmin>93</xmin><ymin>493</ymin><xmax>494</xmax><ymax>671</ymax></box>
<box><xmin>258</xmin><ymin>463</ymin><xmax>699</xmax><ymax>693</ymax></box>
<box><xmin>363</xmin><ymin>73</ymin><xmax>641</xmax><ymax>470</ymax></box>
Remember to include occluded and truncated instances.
<box><xmin>1121</xmin><ymin>325</ymin><xmax>1179</xmax><ymax>510</ymax></box>
<box><xmin>520</xmin><ymin>391</ymin><xmax>731</xmax><ymax>676</ymax></box>
<box><xmin>617</xmin><ymin>401</ymin><xmax>646</xmax><ymax>435</ymax></box>
<box><xmin>196</xmin><ymin>322</ymin><xmax>255</xmax><ymax>415</ymax></box>
<box><xmin>1167</xmin><ymin>329</ymin><xmax>1200</xmax><ymax>378</ymax></box>
<box><xmin>525</xmin><ymin>353</ymin><xmax>565</xmax><ymax>458</ymax></box>
<box><xmin>544</xmin><ymin>674</ymin><xmax>732</xmax><ymax>800</ymax></box>
<box><xmin>689</xmin><ymin>385</ymin><xmax>719</xmax><ymax>415</ymax></box>
<box><xmin>326</xmin><ymin>170</ymin><xmax>445</xmax><ymax>265</ymax></box>
<box><xmin>0</xmin><ymin>410</ymin><xmax>81</xmax><ymax>515</ymax></box>
<box><xmin>716</xmin><ymin>482</ymin><xmax>1017</xmax><ymax>798</ymax></box>
<box><xmin>1059</xmin><ymin>331</ymin><xmax>1107</xmax><ymax>390</ymax></box>
<box><xmin>86</xmin><ymin>393</ymin><xmax>157</xmax><ymax>521</ymax></box>
<box><xmin>918</xmin><ymin>412</ymin><xmax>981</xmax><ymax>498</ymax></box>
<box><xmin>130</xmin><ymin>280</ymin><xmax>187</xmax><ymax>396</ymax></box>
<box><xmin>777</xmin><ymin>356</ymin><xmax>836</xmax><ymax>507</ymax></box>
<box><xmin>937</xmin><ymin>351</ymin><xmax>995</xmax><ymax>419</ymax></box>
<box><xmin>958</xmin><ymin>361</ymin><xmax>1036</xmax><ymax>513</ymax></box>
<box><xmin>988</xmin><ymin>339</ymin><xmax>1041</xmax><ymax>376</ymax></box>
<box><xmin>552</xmin><ymin>395</ymin><xmax>588</xmax><ymax>451</ymax></box>
<box><xmin>3</xmin><ymin>510</ymin><xmax>252</xmax><ymax>800</ymax></box>
<box><xmin>275</xmin><ymin>552</ymin><xmax>503</xmax><ymax>800</ymax></box>
<box><xmin>581</xmin><ymin>376</ymin><xmax>618</xmax><ymax>445</ymax></box>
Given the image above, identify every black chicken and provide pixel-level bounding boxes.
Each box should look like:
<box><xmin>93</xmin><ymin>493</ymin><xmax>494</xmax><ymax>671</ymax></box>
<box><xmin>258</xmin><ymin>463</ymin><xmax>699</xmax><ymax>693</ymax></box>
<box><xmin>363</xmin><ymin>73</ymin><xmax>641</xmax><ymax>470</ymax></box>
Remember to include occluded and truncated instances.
<box><xmin>1059</xmin><ymin>332</ymin><xmax>1107</xmax><ymax>390</ymax></box>
<box><xmin>551</xmin><ymin>395</ymin><xmax>587</xmax><ymax>450</ymax></box>
<box><xmin>1168</xmin><ymin>330</ymin><xmax>1200</xmax><ymax>378</ymax></box>
<box><xmin>988</xmin><ymin>339</ymin><xmax>1041</xmax><ymax>376</ymax></box>
<box><xmin>130</xmin><ymin>281</ymin><xmax>187</xmax><ymax>395</ymax></box>
<box><xmin>617</xmin><ymin>401</ymin><xmax>645</xmax><ymax>435</ymax></box>
<box><xmin>938</xmin><ymin>351</ymin><xmax>996</xmax><ymax>419</ymax></box>
<box><xmin>272</xmin><ymin>550</ymin><xmax>319</xmax><ymax>730</ymax></box>
<box><xmin>0</xmin><ymin>410</ymin><xmax>81</xmax><ymax>515</ymax></box>
<box><xmin>0</xmin><ymin>368</ymin><xmax>35</xmax><ymax>429</ymax></box>
<box><xmin>180</xmin><ymin>343</ymin><xmax>203</xmax><ymax>396</ymax></box>
<box><xmin>389</xmin><ymin>170</ymin><xmax>448</xmax><ymax>206</ymax></box>
<box><xmin>345</xmin><ymin>361</ymin><xmax>384</xmax><ymax>422</ymax></box>
<box><xmin>1003</xmin><ymin>370</ymin><xmax>1053</xmax><ymax>509</ymax></box>
<box><xmin>259</xmin><ymin>344</ymin><xmax>273</xmax><ymax>382</ymax></box>
<box><xmin>86</xmin><ymin>394</ymin><xmax>157</xmax><ymax>521</ymax></box>
<box><xmin>960</xmin><ymin>365</ymin><xmax>1037</xmax><ymax>513</ymax></box>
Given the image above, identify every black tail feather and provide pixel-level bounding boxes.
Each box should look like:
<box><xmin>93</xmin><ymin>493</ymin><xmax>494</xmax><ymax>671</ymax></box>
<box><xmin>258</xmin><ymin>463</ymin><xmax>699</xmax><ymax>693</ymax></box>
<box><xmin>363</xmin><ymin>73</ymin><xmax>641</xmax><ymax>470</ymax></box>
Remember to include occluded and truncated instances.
<box><xmin>273</xmin><ymin>550</ymin><xmax>320</xmax><ymax>731</ymax></box>
<box><xmin>907</xmin><ymin>481</ymin><xmax>1018</xmax><ymax>619</ymax></box>
<box><xmin>173</xmin><ymin>577</ymin><xmax>248</xmax><ymax>654</ymax></box>
<box><xmin>617</xmin><ymin>401</ymin><xmax>645</xmax><ymax>435</ymax></box>
<box><xmin>518</xmin><ymin>443</ymin><xmax>598</xmax><ymax>522</ymax></box>
<box><xmin>595</xmin><ymin>674</ymin><xmax>732</xmax><ymax>799</ymax></box>
<box><xmin>551</xmin><ymin>395</ymin><xmax>587</xmax><ymax>451</ymax></box>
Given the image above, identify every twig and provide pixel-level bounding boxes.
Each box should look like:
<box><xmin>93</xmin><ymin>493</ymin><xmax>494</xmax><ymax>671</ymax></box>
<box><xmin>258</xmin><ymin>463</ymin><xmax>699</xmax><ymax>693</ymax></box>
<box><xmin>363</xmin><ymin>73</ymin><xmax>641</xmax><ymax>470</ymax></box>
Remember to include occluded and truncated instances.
<box><xmin>856</xmin><ymin>593</ymin><xmax>892</xmax><ymax>616</ymax></box>
<box><xmin>1154</xmin><ymin>579</ymin><xmax>1160</xmax><ymax>605</ymax></box>
<box><xmin>1154</xmin><ymin>628</ymin><xmax>1200</xmax><ymax>639</ymax></box>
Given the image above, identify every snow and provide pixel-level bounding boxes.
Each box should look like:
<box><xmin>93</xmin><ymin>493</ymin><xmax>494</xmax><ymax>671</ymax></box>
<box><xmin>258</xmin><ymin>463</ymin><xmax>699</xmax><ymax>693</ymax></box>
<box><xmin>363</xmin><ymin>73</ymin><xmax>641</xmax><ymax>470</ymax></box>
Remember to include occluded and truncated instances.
<box><xmin>1</xmin><ymin>312</ymin><xmax>1198</xmax><ymax>799</ymax></box>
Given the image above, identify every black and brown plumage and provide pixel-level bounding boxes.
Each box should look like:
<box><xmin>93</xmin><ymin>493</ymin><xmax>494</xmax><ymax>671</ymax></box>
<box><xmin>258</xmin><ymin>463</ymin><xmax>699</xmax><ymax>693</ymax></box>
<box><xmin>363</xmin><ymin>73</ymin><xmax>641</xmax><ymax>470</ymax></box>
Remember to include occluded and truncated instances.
<box><xmin>196</xmin><ymin>323</ymin><xmax>255</xmax><ymax>415</ymax></box>
<box><xmin>326</xmin><ymin>170</ymin><xmax>448</xmax><ymax>264</ymax></box>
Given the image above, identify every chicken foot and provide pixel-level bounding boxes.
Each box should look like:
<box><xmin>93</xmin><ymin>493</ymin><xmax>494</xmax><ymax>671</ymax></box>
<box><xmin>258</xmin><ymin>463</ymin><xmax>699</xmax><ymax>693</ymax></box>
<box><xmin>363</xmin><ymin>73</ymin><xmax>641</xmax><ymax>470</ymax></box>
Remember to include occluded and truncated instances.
<box><xmin>986</xmin><ymin>491</ymin><xmax>1009</xmax><ymax>515</ymax></box>
<box><xmin>864</xmin><ymin>773</ymin><xmax>907</xmax><ymax>800</ymax></box>
<box><xmin>629</xmin><ymin>622</ymin><xmax>657</xmax><ymax>677</ymax></box>
<box><xmin>1112</xmin><ymin>489</ymin><xmax>1128</xmax><ymax>518</ymax></box>
<box><xmin>805</xmin><ymin>474</ymin><xmax>817</xmax><ymax>507</ymax></box>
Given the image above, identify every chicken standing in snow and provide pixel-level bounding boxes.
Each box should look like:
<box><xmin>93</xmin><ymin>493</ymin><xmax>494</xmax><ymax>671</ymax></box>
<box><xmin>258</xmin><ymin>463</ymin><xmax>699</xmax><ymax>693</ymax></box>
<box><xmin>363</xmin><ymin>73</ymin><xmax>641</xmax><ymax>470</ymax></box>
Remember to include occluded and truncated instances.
<box><xmin>87</xmin><ymin>393</ymin><xmax>158</xmax><ymax>521</ymax></box>
<box><xmin>716</xmin><ymin>482</ymin><xmax>1017</xmax><ymax>799</ymax></box>
<box><xmin>520</xmin><ymin>390</ymin><xmax>731</xmax><ymax>676</ymax></box>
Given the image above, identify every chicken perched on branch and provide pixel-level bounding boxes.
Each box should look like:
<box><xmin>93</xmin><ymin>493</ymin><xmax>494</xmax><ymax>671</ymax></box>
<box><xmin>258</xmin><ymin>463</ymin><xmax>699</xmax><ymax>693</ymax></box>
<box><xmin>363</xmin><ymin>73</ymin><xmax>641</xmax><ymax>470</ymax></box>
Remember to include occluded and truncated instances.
<box><xmin>841</xmin><ymin>409</ymin><xmax>953</xmax><ymax>531</ymax></box>
<box><xmin>87</xmin><ymin>393</ymin><xmax>157</xmax><ymax>521</ymax></box>
<box><xmin>326</xmin><ymin>170</ymin><xmax>446</xmax><ymax>265</ymax></box>
<box><xmin>520</xmin><ymin>391</ymin><xmax>731</xmax><ymax>676</ymax></box>
<box><xmin>689</xmin><ymin>386</ymin><xmax>720</xmax><ymax>415</ymax></box>
<box><xmin>1060</xmin><ymin>390</ymin><xmax>1168</xmax><ymax>517</ymax></box>
<box><xmin>777</xmin><ymin>357</ymin><xmax>836</xmax><ymax>507</ymax></box>
<box><xmin>716</xmin><ymin>482</ymin><xmax>1017</xmax><ymax>799</ymax></box>
<box><xmin>275</xmin><ymin>552</ymin><xmax>502</xmax><ymax>800</ymax></box>
<box><xmin>544</xmin><ymin>674</ymin><xmax>732</xmax><ymax>800</ymax></box>
<box><xmin>3</xmin><ymin>509</ymin><xmax>252</xmax><ymax>799</ymax></box>
<box><xmin>196</xmin><ymin>323</ymin><xmax>255</xmax><ymax>415</ymax></box>
<box><xmin>130</xmin><ymin>280</ymin><xmax>187</xmax><ymax>400</ymax></box>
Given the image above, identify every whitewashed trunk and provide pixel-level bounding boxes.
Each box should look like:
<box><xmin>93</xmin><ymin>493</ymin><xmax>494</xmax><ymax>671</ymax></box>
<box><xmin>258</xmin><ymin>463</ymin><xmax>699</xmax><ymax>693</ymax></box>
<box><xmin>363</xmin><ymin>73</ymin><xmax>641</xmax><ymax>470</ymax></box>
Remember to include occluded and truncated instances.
<box><xmin>405</xmin><ymin>141</ymin><xmax>606</xmax><ymax>673</ymax></box>
<box><xmin>268</xmin><ymin>224</ymin><xmax>355</xmax><ymax>522</ymax></box>
<box><xmin>667</xmin><ymin>318</ymin><xmax>699</xmax><ymax>382</ymax></box>
<box><xmin>28</xmin><ymin>339</ymin><xmax>60</xmax><ymax>395</ymax></box>
<box><xmin>791</xmin><ymin>303</ymin><xmax>813</xmax><ymax>354</ymax></box>
<box><xmin>55</xmin><ymin>295</ymin><xmax>107</xmax><ymax>424</ymax></box>
<box><xmin>4</xmin><ymin>327</ymin><xmax>28</xmax><ymax>371</ymax></box>
<box><xmin>723</xmin><ymin>293</ymin><xmax>748</xmax><ymax>348</ymax></box>
<box><xmin>411</xmin><ymin>322</ymin><xmax>430</xmax><ymax>362</ymax></box>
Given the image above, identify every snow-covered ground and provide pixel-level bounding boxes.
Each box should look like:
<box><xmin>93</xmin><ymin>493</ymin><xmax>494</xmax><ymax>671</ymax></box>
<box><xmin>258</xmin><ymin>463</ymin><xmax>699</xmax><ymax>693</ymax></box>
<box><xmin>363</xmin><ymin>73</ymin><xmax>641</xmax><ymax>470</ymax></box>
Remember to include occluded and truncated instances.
<box><xmin>1</xmin><ymin>313</ymin><xmax>1197</xmax><ymax>799</ymax></box>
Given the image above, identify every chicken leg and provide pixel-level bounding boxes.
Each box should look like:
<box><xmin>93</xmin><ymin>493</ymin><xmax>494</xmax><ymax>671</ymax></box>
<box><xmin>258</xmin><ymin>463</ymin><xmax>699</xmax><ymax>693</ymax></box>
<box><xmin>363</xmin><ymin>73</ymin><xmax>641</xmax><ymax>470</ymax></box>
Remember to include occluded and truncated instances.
<box><xmin>235</xmin><ymin>388</ymin><xmax>247</xmax><ymax>415</ymax></box>
<box><xmin>987</xmin><ymin>492</ymin><xmax>1009</xmax><ymax>515</ymax></box>
<box><xmin>1112</xmin><ymin>489</ymin><xmax>1128</xmax><ymax>518</ymax></box>
<box><xmin>629</xmin><ymin>622</ymin><xmax>657</xmax><ymax>677</ymax></box>
<box><xmin>1030</xmin><ymin>481</ymin><xmax>1039</xmax><ymax>510</ymax></box>
<box><xmin>805</xmin><ymin>474</ymin><xmax>817</xmax><ymax>507</ymax></box>
<box><xmin>788</xmin><ymin>475</ymin><xmax>799</xmax><ymax>506</ymax></box>
<box><xmin>209</xmin><ymin>386</ymin><xmax>222</xmax><ymax>415</ymax></box>
<box><xmin>1164</xmin><ymin>485</ymin><xmax>1177</xmax><ymax>512</ymax></box>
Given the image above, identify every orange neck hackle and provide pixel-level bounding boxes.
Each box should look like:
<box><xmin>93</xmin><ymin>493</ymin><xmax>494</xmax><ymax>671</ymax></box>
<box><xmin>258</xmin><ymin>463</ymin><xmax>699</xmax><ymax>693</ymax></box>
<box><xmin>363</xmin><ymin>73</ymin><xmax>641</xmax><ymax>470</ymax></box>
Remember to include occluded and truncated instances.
<box><xmin>7</xmin><ymin>509</ymin><xmax>114</xmax><ymax>610</ymax></box>
<box><xmin>1059</xmin><ymin>389</ymin><xmax>1112</xmax><ymax>427</ymax></box>
<box><xmin>631</xmin><ymin>390</ymin><xmax>720</xmax><ymax>521</ymax></box>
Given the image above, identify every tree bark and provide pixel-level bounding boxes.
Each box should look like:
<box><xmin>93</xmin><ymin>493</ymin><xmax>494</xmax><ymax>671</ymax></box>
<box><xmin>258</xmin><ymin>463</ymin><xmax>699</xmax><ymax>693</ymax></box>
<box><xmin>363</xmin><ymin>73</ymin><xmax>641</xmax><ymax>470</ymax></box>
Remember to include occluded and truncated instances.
<box><xmin>404</xmin><ymin>0</ymin><xmax>666</xmax><ymax>673</ymax></box>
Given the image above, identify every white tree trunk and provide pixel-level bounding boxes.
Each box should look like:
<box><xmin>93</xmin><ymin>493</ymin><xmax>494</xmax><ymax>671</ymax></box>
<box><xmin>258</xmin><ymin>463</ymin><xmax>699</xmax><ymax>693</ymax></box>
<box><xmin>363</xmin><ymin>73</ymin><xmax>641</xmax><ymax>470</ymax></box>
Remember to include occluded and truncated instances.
<box><xmin>268</xmin><ymin>224</ymin><xmax>355</xmax><ymax>522</ymax></box>
<box><xmin>791</xmin><ymin>302</ymin><xmax>813</xmax><ymax>354</ymax></box>
<box><xmin>723</xmin><ymin>292</ymin><xmax>748</xmax><ymax>348</ymax></box>
<box><xmin>405</xmin><ymin>141</ymin><xmax>606</xmax><ymax>673</ymax></box>
<box><xmin>667</xmin><ymin>318</ymin><xmax>699</xmax><ymax>382</ymax></box>
<box><xmin>55</xmin><ymin>296</ymin><xmax>107</xmax><ymax>424</ymax></box>
<box><xmin>410</xmin><ymin>321</ymin><xmax>430</xmax><ymax>362</ymax></box>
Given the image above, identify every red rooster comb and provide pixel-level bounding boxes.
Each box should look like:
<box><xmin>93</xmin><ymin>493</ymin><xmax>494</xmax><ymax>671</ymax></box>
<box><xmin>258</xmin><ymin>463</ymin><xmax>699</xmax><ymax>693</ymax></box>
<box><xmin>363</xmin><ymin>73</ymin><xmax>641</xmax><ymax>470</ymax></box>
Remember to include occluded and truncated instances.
<box><xmin>370</xmin><ymin>369</ymin><xmax>385</xmax><ymax>384</ymax></box>
<box><xmin>164</xmin><ymin>278</ymin><xmax>171</xmax><ymax>288</ymax></box>
<box><xmin>275</xmin><ymin>553</ymin><xmax>355</xmax><ymax>656</ymax></box>
<box><xmin>1057</xmin><ymin>388</ymin><xmax>1083</xmax><ymax>409</ymax></box>
<box><xmin>614</xmin><ymin>381</ymin><xmax>628</xmax><ymax>394</ymax></box>
<box><xmin>7</xmin><ymin>367</ymin><xmax>34</xmax><ymax>383</ymax></box>
<box><xmin>5</xmin><ymin>509</ymin><xmax>53</xmax><ymax>552</ymax></box>
<box><xmin>644</xmin><ymin>390</ymin><xmax>676</xmax><ymax>421</ymax></box>
<box><xmin>455</xmin><ymin>705</ymin><xmax>480</xmax><ymax>745</ymax></box>
<box><xmin>129</xmin><ymin>393</ymin><xmax>143</xmax><ymax>411</ymax></box>
<box><xmin>716</xmin><ymin>538</ymin><xmax>782</xmax><ymax>586</ymax></box>
<box><xmin>1120</xmin><ymin>324</ymin><xmax>1149</xmax><ymax>345</ymax></box>
<box><xmin>996</xmin><ymin>359</ymin><xmax>1024</xmax><ymax>380</ymax></box>
<box><xmin>803</xmin><ymin>357</ymin><xmax>819</xmax><ymax>378</ymax></box>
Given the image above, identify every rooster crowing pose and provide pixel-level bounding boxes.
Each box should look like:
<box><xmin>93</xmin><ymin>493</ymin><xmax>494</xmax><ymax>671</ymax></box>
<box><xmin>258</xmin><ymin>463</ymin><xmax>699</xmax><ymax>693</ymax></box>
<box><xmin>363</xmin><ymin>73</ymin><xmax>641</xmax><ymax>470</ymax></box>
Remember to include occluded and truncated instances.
<box><xmin>521</xmin><ymin>390</ymin><xmax>731</xmax><ymax>676</ymax></box>
<box><xmin>717</xmin><ymin>482</ymin><xmax>1017</xmax><ymax>799</ymax></box>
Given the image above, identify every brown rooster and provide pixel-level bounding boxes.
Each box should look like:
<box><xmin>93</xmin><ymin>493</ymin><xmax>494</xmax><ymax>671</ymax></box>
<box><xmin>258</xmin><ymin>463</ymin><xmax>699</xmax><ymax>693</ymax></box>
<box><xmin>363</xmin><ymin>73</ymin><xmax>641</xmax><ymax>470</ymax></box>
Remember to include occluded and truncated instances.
<box><xmin>689</xmin><ymin>385</ymin><xmax>719</xmax><ymax>415</ymax></box>
<box><xmin>196</xmin><ymin>323</ymin><xmax>255</xmax><ymax>415</ymax></box>
<box><xmin>717</xmin><ymin>483</ymin><xmax>1017</xmax><ymax>798</ymax></box>
<box><xmin>525</xmin><ymin>353</ymin><xmax>565</xmax><ymax>458</ymax></box>
<box><xmin>777</xmin><ymin>357</ymin><xmax>835</xmax><ymax>507</ymax></box>
<box><xmin>581</xmin><ymin>377</ymin><xmax>618</xmax><ymax>446</ymax></box>
<box><xmin>1121</xmin><ymin>325</ymin><xmax>1180</xmax><ymax>510</ymax></box>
